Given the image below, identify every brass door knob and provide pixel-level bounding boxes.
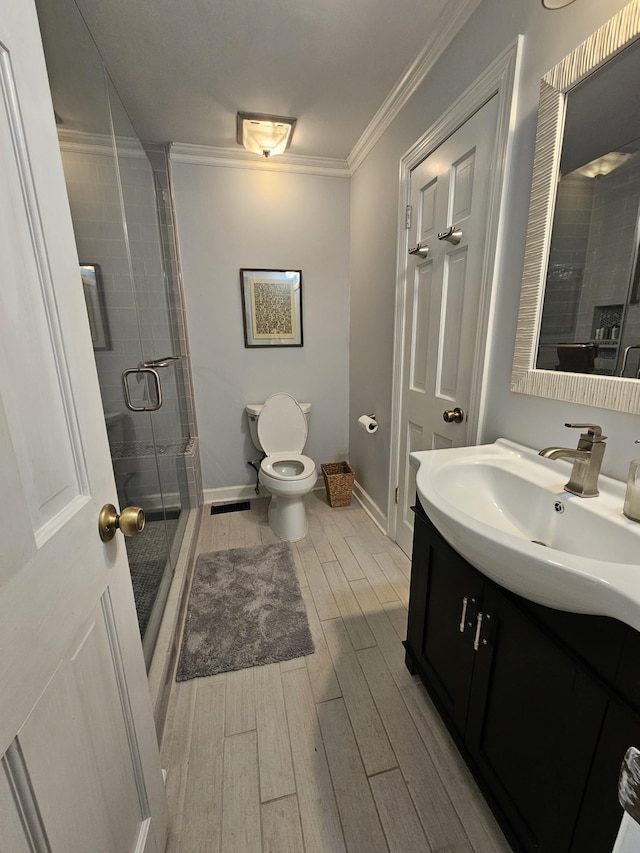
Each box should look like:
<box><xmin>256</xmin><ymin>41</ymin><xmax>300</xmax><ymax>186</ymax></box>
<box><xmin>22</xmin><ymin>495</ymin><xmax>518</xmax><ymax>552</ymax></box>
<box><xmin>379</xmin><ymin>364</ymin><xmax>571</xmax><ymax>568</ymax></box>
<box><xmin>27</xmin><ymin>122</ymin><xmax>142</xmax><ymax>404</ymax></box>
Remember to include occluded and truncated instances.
<box><xmin>99</xmin><ymin>504</ymin><xmax>145</xmax><ymax>542</ymax></box>
<box><xmin>443</xmin><ymin>407</ymin><xmax>465</xmax><ymax>424</ymax></box>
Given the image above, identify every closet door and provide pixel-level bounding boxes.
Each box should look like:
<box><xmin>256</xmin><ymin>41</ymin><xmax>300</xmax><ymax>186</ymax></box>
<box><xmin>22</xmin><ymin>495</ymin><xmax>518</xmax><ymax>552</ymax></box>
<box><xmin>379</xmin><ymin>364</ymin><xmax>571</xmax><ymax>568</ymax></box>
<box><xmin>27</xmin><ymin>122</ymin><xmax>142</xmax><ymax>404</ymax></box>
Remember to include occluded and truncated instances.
<box><xmin>395</xmin><ymin>95</ymin><xmax>499</xmax><ymax>556</ymax></box>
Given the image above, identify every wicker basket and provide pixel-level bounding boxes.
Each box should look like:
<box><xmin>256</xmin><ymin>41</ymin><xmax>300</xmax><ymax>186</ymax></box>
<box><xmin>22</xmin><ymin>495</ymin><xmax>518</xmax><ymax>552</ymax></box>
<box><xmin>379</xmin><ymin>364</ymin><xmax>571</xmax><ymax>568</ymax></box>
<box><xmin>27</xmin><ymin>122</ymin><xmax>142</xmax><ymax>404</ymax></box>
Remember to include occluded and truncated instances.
<box><xmin>321</xmin><ymin>461</ymin><xmax>354</xmax><ymax>508</ymax></box>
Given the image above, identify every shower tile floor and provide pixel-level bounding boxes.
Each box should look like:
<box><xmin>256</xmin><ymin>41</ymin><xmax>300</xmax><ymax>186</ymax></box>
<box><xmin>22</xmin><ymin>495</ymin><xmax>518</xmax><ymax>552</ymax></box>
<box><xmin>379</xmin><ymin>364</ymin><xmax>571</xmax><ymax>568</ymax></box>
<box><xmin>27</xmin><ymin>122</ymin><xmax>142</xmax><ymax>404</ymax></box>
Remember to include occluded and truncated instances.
<box><xmin>160</xmin><ymin>492</ymin><xmax>512</xmax><ymax>852</ymax></box>
<box><xmin>126</xmin><ymin>517</ymin><xmax>179</xmax><ymax>636</ymax></box>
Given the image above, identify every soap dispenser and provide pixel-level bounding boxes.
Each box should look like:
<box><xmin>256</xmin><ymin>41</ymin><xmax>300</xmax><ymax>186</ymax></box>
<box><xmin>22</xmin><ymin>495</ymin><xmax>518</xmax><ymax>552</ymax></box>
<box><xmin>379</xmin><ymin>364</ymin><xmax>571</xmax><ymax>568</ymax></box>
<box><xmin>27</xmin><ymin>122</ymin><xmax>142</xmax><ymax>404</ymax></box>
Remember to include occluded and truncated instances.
<box><xmin>623</xmin><ymin>440</ymin><xmax>640</xmax><ymax>522</ymax></box>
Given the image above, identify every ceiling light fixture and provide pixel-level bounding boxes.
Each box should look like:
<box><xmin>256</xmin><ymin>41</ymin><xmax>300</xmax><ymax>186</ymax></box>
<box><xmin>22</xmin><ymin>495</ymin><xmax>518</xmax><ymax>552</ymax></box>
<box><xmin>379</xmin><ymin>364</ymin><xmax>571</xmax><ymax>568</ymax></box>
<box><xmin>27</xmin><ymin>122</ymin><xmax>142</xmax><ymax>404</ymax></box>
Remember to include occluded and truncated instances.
<box><xmin>573</xmin><ymin>151</ymin><xmax>632</xmax><ymax>178</ymax></box>
<box><xmin>541</xmin><ymin>0</ymin><xmax>576</xmax><ymax>8</ymax></box>
<box><xmin>236</xmin><ymin>112</ymin><xmax>297</xmax><ymax>158</ymax></box>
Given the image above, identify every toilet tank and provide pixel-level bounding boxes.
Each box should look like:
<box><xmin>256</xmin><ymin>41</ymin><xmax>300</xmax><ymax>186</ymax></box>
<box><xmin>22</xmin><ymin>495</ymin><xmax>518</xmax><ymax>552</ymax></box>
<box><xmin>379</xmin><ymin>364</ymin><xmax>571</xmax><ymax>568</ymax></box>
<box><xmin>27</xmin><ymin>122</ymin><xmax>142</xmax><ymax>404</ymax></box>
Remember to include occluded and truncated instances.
<box><xmin>246</xmin><ymin>402</ymin><xmax>311</xmax><ymax>452</ymax></box>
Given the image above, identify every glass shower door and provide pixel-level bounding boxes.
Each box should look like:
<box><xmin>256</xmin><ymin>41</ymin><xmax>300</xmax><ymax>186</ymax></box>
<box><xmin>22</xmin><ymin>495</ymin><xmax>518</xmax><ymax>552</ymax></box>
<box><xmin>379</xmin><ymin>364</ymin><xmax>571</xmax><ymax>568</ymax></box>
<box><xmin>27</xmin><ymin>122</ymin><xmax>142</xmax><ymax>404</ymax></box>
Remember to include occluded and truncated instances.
<box><xmin>108</xmin><ymin>79</ymin><xmax>189</xmax><ymax>665</ymax></box>
<box><xmin>38</xmin><ymin>0</ymin><xmax>192</xmax><ymax>669</ymax></box>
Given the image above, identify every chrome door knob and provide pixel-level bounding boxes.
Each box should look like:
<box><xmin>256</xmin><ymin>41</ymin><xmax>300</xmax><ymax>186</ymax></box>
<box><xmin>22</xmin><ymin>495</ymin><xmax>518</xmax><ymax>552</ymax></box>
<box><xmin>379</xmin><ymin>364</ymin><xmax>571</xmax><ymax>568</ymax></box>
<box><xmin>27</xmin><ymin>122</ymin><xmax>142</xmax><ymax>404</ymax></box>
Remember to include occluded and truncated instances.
<box><xmin>443</xmin><ymin>407</ymin><xmax>465</xmax><ymax>424</ymax></box>
<box><xmin>99</xmin><ymin>504</ymin><xmax>145</xmax><ymax>542</ymax></box>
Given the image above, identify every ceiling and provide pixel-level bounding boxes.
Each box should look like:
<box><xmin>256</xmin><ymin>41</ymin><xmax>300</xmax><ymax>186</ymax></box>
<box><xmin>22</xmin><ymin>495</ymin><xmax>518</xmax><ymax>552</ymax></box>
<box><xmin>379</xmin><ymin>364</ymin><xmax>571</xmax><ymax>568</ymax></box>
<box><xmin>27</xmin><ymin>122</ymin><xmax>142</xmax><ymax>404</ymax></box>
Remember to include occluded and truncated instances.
<box><xmin>69</xmin><ymin>0</ymin><xmax>481</xmax><ymax>161</ymax></box>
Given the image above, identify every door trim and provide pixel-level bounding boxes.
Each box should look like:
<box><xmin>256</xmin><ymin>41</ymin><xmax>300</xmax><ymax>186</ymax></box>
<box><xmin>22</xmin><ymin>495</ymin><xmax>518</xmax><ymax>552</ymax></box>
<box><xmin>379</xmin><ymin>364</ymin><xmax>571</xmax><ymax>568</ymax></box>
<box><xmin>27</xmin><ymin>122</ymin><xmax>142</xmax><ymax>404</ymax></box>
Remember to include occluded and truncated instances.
<box><xmin>387</xmin><ymin>37</ymin><xmax>522</xmax><ymax>541</ymax></box>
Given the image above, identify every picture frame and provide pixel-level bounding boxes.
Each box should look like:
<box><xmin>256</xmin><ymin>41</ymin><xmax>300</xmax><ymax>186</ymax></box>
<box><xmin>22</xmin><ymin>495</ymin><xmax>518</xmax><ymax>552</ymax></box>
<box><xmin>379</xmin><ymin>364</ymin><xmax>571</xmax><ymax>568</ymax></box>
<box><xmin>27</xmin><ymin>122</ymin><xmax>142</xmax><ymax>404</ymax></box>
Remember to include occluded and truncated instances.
<box><xmin>240</xmin><ymin>268</ymin><xmax>303</xmax><ymax>347</ymax></box>
<box><xmin>80</xmin><ymin>263</ymin><xmax>111</xmax><ymax>351</ymax></box>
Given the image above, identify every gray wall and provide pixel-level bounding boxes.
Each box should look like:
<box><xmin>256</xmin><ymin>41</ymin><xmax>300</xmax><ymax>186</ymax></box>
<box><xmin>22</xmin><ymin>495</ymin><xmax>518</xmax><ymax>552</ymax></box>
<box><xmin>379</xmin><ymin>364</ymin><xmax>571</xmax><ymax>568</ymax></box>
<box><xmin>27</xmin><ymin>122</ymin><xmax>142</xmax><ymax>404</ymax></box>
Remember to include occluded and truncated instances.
<box><xmin>349</xmin><ymin>0</ymin><xmax>640</xmax><ymax>522</ymax></box>
<box><xmin>171</xmin><ymin>161</ymin><xmax>351</xmax><ymax>496</ymax></box>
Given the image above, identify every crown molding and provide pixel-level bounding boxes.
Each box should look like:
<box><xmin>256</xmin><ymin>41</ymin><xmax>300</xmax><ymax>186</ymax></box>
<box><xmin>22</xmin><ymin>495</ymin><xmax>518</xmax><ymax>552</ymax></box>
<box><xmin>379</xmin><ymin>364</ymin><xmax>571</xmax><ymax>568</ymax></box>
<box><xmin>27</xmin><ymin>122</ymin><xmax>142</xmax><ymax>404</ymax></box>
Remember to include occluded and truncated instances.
<box><xmin>57</xmin><ymin>128</ymin><xmax>146</xmax><ymax>159</ymax></box>
<box><xmin>169</xmin><ymin>143</ymin><xmax>350</xmax><ymax>178</ymax></box>
<box><xmin>347</xmin><ymin>0</ymin><xmax>483</xmax><ymax>174</ymax></box>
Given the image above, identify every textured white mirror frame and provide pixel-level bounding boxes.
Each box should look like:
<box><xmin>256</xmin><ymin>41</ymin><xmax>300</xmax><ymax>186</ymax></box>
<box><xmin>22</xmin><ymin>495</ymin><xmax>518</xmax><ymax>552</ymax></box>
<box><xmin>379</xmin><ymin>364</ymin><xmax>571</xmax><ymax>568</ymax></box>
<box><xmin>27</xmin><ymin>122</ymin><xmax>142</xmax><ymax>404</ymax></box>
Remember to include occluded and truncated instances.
<box><xmin>511</xmin><ymin>0</ymin><xmax>640</xmax><ymax>413</ymax></box>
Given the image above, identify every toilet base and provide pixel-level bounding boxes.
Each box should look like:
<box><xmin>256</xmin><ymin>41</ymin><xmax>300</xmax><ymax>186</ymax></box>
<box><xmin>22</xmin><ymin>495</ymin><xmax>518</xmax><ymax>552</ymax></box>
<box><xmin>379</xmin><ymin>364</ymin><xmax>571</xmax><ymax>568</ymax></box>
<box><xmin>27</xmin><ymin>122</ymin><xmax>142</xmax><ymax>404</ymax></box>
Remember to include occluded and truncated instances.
<box><xmin>268</xmin><ymin>493</ymin><xmax>308</xmax><ymax>542</ymax></box>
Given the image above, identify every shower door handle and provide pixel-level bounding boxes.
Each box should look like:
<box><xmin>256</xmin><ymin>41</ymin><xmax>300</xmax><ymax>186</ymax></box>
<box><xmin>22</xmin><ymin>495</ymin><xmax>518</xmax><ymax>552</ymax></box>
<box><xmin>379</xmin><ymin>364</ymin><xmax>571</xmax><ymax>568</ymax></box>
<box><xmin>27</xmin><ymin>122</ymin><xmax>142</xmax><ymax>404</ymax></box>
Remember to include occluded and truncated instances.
<box><xmin>142</xmin><ymin>355</ymin><xmax>182</xmax><ymax>368</ymax></box>
<box><xmin>122</xmin><ymin>367</ymin><xmax>163</xmax><ymax>412</ymax></box>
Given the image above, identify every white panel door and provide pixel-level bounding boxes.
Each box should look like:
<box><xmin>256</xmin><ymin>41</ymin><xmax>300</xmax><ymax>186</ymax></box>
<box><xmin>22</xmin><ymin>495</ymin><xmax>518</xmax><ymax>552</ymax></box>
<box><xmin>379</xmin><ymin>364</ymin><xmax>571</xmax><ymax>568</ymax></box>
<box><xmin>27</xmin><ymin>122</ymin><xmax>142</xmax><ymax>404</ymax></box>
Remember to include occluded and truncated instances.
<box><xmin>0</xmin><ymin>2</ymin><xmax>168</xmax><ymax>850</ymax></box>
<box><xmin>395</xmin><ymin>96</ymin><xmax>499</xmax><ymax>556</ymax></box>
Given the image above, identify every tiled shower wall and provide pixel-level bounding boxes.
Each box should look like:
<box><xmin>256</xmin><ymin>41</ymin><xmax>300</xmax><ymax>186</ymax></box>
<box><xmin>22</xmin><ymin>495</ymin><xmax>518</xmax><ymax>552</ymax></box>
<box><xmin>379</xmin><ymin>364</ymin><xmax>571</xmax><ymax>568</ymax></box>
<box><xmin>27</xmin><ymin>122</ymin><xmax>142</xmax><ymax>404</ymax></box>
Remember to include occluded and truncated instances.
<box><xmin>537</xmin><ymin>155</ymin><xmax>640</xmax><ymax>375</ymax></box>
<box><xmin>59</xmin><ymin>136</ymin><xmax>201</xmax><ymax>510</ymax></box>
<box><xmin>576</xmin><ymin>153</ymin><xmax>640</xmax><ymax>376</ymax></box>
<box><xmin>537</xmin><ymin>173</ymin><xmax>592</xmax><ymax>370</ymax></box>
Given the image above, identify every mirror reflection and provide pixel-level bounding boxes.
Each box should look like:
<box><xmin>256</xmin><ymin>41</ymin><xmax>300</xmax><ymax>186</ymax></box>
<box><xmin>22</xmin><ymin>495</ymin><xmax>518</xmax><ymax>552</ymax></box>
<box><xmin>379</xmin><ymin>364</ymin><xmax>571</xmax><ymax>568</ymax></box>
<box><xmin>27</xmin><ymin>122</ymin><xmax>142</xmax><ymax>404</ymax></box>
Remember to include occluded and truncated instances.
<box><xmin>536</xmin><ymin>41</ymin><xmax>640</xmax><ymax>377</ymax></box>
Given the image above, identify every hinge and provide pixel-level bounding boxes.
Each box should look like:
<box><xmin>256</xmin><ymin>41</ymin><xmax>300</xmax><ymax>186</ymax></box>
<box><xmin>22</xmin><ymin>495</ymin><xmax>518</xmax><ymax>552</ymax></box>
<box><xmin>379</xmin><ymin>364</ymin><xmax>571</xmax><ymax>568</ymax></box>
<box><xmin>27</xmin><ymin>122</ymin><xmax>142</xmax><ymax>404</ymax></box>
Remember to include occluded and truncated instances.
<box><xmin>405</xmin><ymin>205</ymin><xmax>412</xmax><ymax>229</ymax></box>
<box><xmin>395</xmin><ymin>487</ymin><xmax>399</xmax><ymax>504</ymax></box>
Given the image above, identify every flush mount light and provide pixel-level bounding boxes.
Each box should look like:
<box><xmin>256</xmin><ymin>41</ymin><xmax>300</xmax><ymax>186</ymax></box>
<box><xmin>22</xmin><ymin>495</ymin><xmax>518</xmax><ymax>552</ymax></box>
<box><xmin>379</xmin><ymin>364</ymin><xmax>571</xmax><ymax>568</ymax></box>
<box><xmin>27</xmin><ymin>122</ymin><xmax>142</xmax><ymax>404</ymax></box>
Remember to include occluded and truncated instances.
<box><xmin>236</xmin><ymin>112</ymin><xmax>297</xmax><ymax>158</ymax></box>
<box><xmin>573</xmin><ymin>151</ymin><xmax>631</xmax><ymax>178</ymax></box>
<box><xmin>542</xmin><ymin>0</ymin><xmax>576</xmax><ymax>8</ymax></box>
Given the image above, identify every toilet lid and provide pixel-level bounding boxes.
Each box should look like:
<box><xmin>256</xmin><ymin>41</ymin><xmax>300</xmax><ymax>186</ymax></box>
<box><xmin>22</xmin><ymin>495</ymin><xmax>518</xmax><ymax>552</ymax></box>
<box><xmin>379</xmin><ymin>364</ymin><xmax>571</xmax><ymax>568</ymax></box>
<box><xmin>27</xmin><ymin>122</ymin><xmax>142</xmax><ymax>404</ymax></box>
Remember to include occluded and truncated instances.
<box><xmin>257</xmin><ymin>393</ymin><xmax>307</xmax><ymax>454</ymax></box>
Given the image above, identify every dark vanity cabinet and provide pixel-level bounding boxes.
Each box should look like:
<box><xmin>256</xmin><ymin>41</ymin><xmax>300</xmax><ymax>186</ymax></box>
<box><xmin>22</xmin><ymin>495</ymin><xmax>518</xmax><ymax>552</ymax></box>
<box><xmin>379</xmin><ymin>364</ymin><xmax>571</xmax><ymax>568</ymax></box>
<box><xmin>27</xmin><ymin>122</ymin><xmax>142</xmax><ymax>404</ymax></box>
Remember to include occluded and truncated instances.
<box><xmin>405</xmin><ymin>500</ymin><xmax>640</xmax><ymax>853</ymax></box>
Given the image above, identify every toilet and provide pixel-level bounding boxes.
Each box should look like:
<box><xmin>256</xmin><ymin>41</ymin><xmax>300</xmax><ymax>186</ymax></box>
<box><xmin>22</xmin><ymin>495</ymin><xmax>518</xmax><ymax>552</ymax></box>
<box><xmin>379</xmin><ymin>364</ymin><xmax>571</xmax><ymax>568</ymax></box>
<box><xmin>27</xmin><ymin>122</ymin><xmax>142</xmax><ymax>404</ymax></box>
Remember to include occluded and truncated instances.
<box><xmin>246</xmin><ymin>393</ymin><xmax>317</xmax><ymax>541</ymax></box>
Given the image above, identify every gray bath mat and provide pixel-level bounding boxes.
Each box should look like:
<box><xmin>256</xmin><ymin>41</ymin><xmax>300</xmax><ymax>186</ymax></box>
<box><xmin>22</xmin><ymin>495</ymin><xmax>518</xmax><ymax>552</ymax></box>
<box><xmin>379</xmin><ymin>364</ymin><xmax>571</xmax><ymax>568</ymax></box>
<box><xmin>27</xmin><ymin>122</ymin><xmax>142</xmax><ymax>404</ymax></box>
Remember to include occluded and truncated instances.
<box><xmin>176</xmin><ymin>541</ymin><xmax>314</xmax><ymax>681</ymax></box>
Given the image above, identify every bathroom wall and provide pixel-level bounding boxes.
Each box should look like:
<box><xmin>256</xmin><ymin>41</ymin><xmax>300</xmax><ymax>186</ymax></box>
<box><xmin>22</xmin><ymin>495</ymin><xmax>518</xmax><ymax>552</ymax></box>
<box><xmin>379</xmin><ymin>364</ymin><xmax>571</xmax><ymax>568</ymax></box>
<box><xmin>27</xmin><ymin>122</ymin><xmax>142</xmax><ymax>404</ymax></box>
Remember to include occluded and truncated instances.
<box><xmin>171</xmin><ymin>158</ymin><xmax>350</xmax><ymax>498</ymax></box>
<box><xmin>349</xmin><ymin>0</ymin><xmax>640</xmax><ymax>524</ymax></box>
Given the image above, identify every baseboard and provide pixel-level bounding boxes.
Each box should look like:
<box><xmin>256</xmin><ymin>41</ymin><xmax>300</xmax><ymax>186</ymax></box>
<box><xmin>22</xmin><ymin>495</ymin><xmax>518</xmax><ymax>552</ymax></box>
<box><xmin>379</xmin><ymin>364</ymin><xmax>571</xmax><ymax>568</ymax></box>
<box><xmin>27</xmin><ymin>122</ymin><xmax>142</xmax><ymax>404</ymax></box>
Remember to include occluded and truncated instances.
<box><xmin>204</xmin><ymin>485</ymin><xmax>261</xmax><ymax>505</ymax></box>
<box><xmin>352</xmin><ymin>480</ymin><xmax>388</xmax><ymax>534</ymax></box>
<box><xmin>204</xmin><ymin>483</ymin><xmax>325</xmax><ymax>506</ymax></box>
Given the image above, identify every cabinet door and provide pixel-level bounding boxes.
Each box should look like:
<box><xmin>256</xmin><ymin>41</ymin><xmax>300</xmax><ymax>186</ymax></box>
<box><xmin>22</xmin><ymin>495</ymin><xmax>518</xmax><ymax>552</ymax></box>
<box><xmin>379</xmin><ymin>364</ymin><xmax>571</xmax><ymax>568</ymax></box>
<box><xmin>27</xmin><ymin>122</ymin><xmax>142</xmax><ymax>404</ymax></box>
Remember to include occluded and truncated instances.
<box><xmin>406</xmin><ymin>511</ymin><xmax>484</xmax><ymax>734</ymax></box>
<box><xmin>570</xmin><ymin>698</ymin><xmax>640</xmax><ymax>853</ymax></box>
<box><xmin>466</xmin><ymin>585</ymin><xmax>608</xmax><ymax>853</ymax></box>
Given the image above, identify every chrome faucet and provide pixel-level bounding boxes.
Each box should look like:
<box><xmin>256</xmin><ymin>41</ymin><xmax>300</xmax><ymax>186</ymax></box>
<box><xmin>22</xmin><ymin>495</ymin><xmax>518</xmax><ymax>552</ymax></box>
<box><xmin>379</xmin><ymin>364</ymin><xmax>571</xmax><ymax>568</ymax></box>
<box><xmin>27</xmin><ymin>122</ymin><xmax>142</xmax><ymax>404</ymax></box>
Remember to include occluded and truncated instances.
<box><xmin>539</xmin><ymin>423</ymin><xmax>607</xmax><ymax>497</ymax></box>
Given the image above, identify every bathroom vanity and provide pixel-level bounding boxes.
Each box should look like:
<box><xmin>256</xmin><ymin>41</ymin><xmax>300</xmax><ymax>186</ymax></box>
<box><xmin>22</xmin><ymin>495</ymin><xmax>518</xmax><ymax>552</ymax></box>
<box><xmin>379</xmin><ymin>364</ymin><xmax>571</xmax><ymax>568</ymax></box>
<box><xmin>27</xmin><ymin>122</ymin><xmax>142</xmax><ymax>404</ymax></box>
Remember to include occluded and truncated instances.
<box><xmin>406</xmin><ymin>499</ymin><xmax>640</xmax><ymax>853</ymax></box>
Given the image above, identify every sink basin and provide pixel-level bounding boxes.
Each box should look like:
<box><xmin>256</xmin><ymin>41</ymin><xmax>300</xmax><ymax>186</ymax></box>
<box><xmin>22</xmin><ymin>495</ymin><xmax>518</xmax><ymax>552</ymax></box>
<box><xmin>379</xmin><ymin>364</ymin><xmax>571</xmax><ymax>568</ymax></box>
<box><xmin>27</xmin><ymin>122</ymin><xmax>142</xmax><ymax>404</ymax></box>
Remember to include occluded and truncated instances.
<box><xmin>411</xmin><ymin>439</ymin><xmax>640</xmax><ymax>631</ymax></box>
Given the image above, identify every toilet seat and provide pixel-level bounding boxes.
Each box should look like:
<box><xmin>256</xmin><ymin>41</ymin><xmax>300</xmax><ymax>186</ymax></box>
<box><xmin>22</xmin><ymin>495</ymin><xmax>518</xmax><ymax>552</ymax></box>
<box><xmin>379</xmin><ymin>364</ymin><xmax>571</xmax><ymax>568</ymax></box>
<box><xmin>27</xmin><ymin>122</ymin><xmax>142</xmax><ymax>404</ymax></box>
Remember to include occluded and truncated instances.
<box><xmin>261</xmin><ymin>453</ymin><xmax>316</xmax><ymax>481</ymax></box>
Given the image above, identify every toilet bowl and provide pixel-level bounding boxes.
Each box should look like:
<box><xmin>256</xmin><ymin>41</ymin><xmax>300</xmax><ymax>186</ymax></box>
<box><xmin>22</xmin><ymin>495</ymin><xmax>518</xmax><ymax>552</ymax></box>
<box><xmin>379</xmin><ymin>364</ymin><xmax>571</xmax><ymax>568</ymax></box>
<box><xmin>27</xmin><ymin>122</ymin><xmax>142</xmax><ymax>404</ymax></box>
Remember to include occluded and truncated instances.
<box><xmin>246</xmin><ymin>393</ymin><xmax>317</xmax><ymax>541</ymax></box>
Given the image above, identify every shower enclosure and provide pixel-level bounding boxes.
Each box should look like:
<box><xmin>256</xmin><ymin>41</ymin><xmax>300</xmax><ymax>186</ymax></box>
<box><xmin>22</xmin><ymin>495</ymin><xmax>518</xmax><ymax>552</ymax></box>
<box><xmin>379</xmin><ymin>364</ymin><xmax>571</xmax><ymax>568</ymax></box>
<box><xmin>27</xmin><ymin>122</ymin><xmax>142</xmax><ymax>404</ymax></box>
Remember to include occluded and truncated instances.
<box><xmin>36</xmin><ymin>0</ymin><xmax>201</xmax><ymax>667</ymax></box>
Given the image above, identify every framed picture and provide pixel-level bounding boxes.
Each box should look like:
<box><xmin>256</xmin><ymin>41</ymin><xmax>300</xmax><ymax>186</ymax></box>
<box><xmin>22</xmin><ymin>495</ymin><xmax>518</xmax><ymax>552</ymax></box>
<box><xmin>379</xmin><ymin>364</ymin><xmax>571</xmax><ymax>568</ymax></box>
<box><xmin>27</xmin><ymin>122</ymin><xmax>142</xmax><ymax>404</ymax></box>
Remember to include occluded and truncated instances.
<box><xmin>80</xmin><ymin>263</ymin><xmax>111</xmax><ymax>351</ymax></box>
<box><xmin>240</xmin><ymin>268</ymin><xmax>303</xmax><ymax>347</ymax></box>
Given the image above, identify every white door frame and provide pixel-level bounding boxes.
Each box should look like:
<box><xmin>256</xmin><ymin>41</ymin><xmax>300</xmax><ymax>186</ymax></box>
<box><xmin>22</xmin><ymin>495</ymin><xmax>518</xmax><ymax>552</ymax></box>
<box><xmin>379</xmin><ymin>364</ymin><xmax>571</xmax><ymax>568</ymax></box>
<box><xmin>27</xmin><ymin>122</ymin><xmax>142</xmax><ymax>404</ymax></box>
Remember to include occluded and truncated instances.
<box><xmin>387</xmin><ymin>37</ymin><xmax>522</xmax><ymax>541</ymax></box>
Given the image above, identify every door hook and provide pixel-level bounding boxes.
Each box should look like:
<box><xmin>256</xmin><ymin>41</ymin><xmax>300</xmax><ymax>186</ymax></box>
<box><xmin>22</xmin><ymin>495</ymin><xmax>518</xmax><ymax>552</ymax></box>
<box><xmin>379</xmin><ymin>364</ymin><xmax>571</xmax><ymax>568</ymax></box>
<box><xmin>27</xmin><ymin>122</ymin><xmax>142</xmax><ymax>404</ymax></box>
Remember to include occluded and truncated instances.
<box><xmin>408</xmin><ymin>241</ymin><xmax>430</xmax><ymax>259</ymax></box>
<box><xmin>437</xmin><ymin>226</ymin><xmax>462</xmax><ymax>245</ymax></box>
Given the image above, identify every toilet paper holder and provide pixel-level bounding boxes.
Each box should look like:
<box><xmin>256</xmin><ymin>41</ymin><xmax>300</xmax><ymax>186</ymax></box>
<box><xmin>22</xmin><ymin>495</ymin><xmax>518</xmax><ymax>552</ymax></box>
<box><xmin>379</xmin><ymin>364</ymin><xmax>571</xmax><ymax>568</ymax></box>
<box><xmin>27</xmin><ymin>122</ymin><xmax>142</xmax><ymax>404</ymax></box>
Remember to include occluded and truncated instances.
<box><xmin>358</xmin><ymin>413</ymin><xmax>379</xmax><ymax>433</ymax></box>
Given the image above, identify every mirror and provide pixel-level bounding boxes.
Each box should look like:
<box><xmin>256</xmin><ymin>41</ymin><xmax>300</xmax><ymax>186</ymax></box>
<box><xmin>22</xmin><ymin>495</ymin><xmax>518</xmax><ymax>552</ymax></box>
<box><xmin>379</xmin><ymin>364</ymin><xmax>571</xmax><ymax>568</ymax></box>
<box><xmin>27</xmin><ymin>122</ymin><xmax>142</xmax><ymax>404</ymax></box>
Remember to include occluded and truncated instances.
<box><xmin>512</xmin><ymin>0</ymin><xmax>640</xmax><ymax>413</ymax></box>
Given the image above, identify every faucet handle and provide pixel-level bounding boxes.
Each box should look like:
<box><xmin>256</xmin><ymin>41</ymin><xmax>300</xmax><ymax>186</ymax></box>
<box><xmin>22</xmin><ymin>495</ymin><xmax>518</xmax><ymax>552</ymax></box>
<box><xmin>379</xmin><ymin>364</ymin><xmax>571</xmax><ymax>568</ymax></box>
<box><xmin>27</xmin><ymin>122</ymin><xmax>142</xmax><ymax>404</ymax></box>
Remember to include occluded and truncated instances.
<box><xmin>564</xmin><ymin>423</ymin><xmax>607</xmax><ymax>441</ymax></box>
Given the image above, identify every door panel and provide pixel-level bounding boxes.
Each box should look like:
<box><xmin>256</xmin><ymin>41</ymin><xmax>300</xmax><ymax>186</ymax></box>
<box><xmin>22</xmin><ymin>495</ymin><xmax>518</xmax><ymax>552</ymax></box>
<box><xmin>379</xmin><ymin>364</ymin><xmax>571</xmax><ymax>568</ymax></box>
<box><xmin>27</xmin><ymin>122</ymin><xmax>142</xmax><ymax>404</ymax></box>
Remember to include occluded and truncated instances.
<box><xmin>0</xmin><ymin>2</ymin><xmax>167</xmax><ymax>849</ymax></box>
<box><xmin>0</xmin><ymin>44</ymin><xmax>86</xmax><ymax>553</ymax></box>
<box><xmin>419</xmin><ymin>177</ymin><xmax>438</xmax><ymax>241</ymax></box>
<box><xmin>410</xmin><ymin>262</ymin><xmax>432</xmax><ymax>392</ymax></box>
<box><xmin>451</xmin><ymin>147</ymin><xmax>475</xmax><ymax>221</ymax></box>
<box><xmin>395</xmin><ymin>96</ymin><xmax>499</xmax><ymax>555</ymax></box>
<box><xmin>18</xmin><ymin>597</ymin><xmax>146</xmax><ymax>852</ymax></box>
<box><xmin>438</xmin><ymin>247</ymin><xmax>468</xmax><ymax>399</ymax></box>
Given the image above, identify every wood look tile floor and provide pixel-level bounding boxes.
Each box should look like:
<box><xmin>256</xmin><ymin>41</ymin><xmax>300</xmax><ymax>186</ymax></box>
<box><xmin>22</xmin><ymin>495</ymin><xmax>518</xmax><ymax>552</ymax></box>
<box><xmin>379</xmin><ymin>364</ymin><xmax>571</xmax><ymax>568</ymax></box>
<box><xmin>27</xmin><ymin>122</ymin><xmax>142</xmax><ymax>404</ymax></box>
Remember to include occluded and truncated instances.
<box><xmin>161</xmin><ymin>492</ymin><xmax>512</xmax><ymax>853</ymax></box>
